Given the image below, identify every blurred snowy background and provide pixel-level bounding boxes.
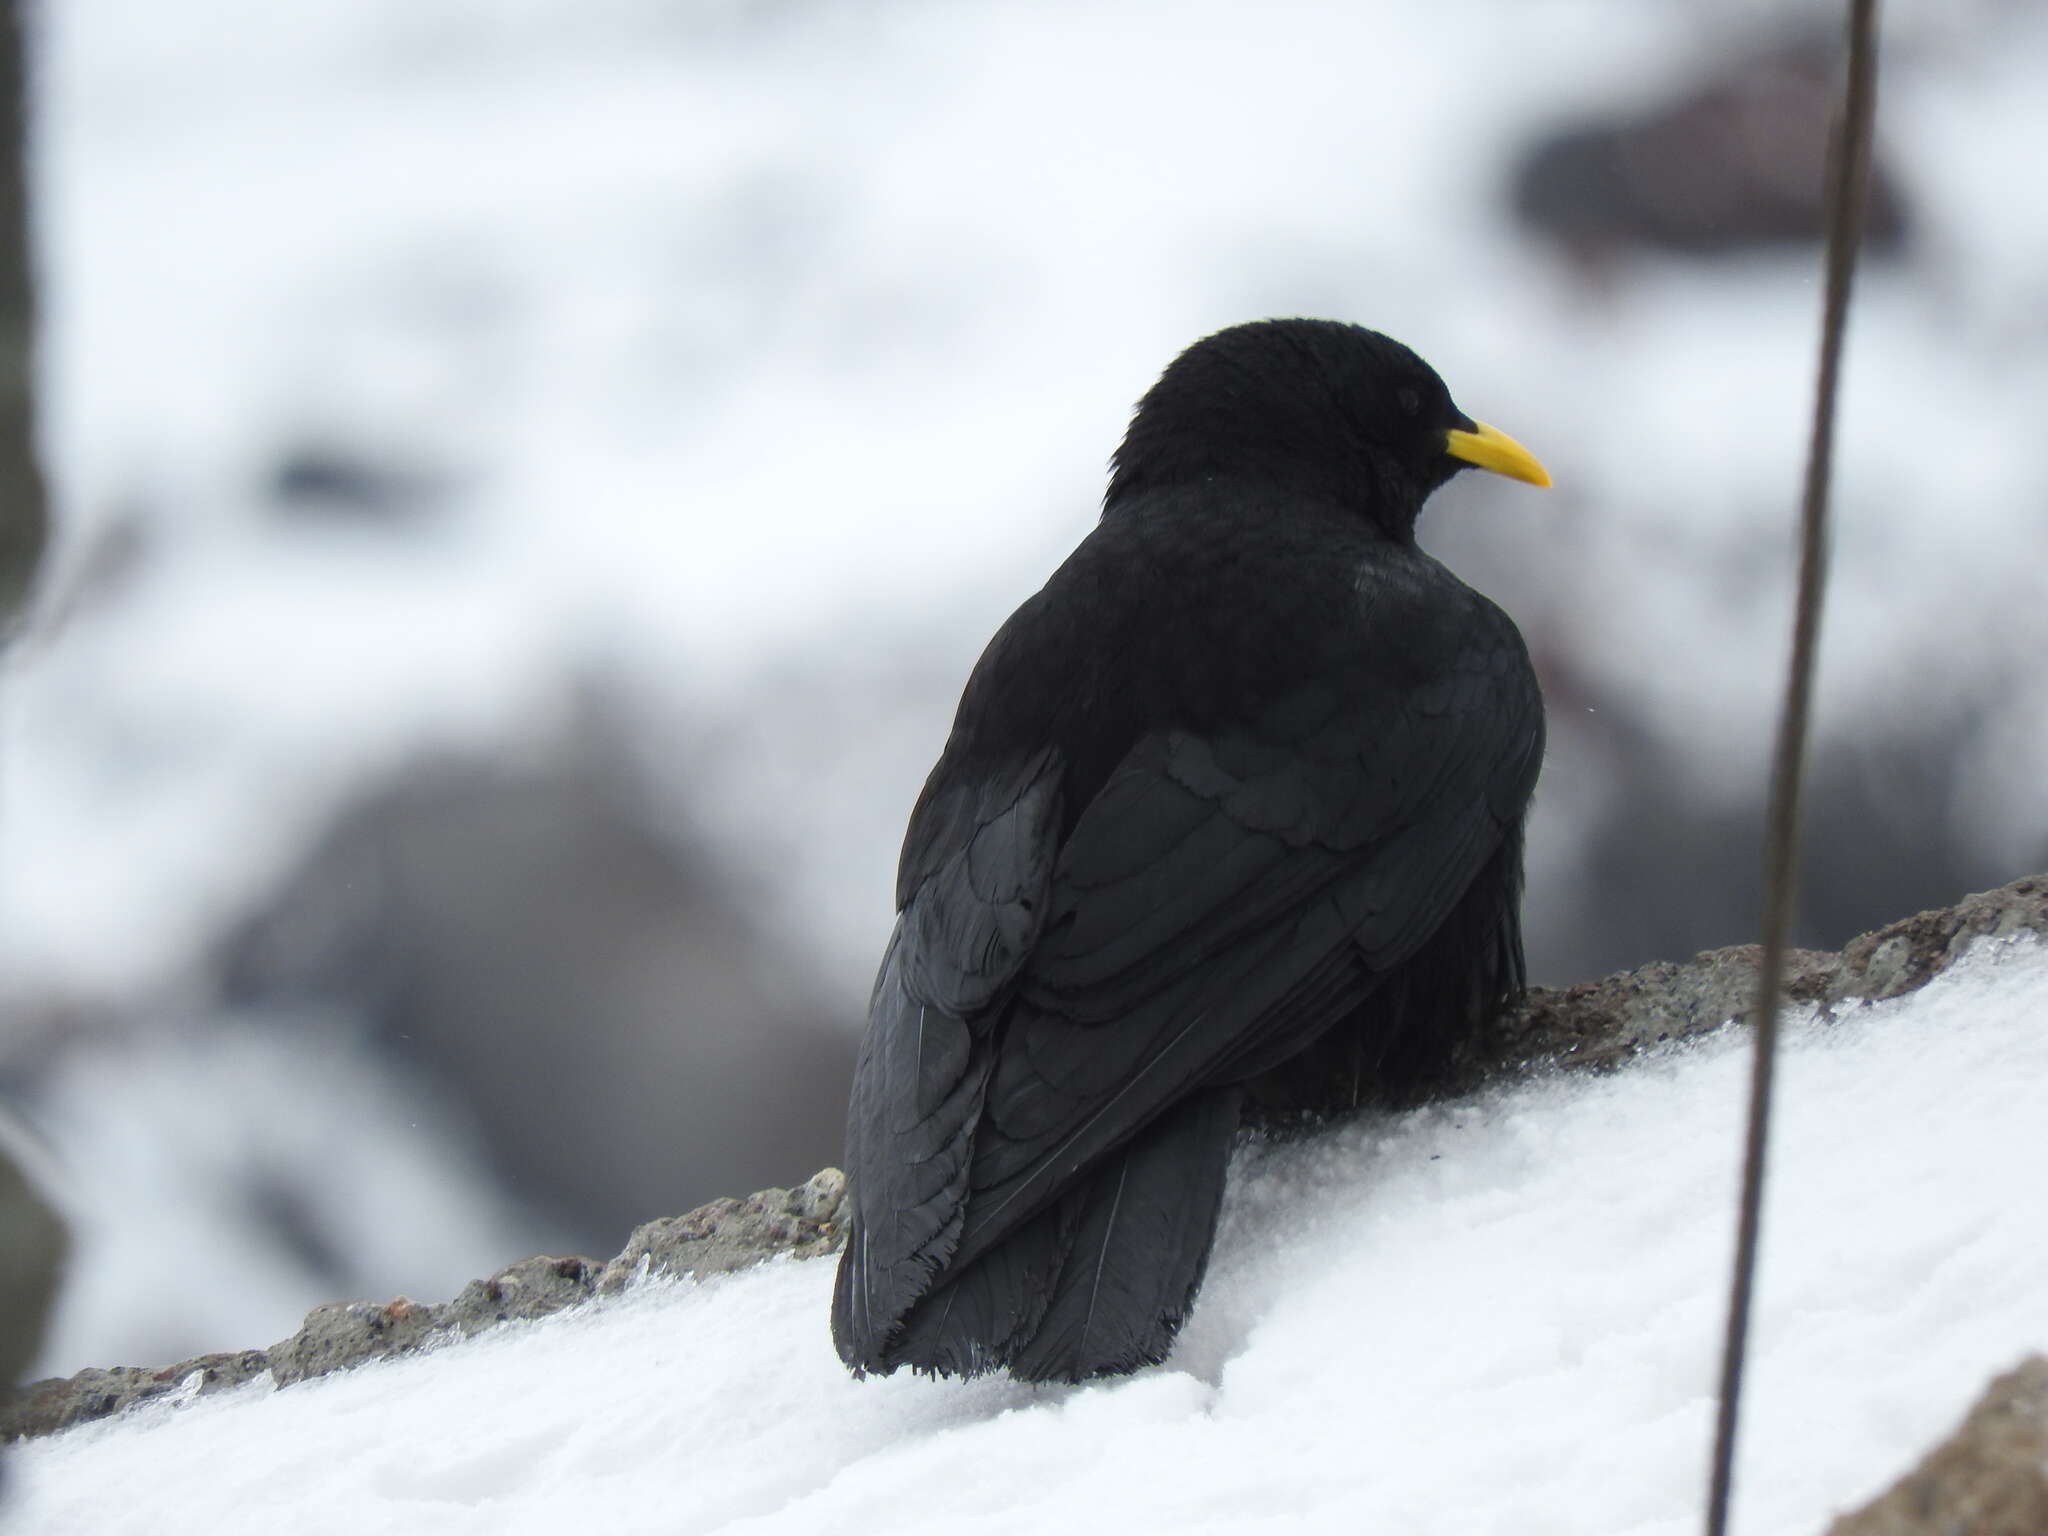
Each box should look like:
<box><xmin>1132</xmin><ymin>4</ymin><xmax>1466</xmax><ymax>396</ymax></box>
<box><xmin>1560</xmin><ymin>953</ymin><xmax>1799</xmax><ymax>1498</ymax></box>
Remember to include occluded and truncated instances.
<box><xmin>4</xmin><ymin>0</ymin><xmax>2045</xmax><ymax>1377</ymax></box>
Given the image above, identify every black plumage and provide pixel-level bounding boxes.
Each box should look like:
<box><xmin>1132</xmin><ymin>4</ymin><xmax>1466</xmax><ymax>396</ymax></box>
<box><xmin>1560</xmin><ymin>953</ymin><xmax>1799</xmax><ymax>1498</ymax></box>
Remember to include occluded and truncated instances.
<box><xmin>832</xmin><ymin>318</ymin><xmax>1550</xmax><ymax>1383</ymax></box>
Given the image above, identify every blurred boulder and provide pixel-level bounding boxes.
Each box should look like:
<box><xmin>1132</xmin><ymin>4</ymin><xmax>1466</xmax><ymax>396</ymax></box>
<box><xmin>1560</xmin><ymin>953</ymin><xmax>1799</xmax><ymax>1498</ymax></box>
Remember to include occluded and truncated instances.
<box><xmin>1452</xmin><ymin>609</ymin><xmax>2039</xmax><ymax>989</ymax></box>
<box><xmin>0</xmin><ymin>1128</ymin><xmax>65</xmax><ymax>1392</ymax></box>
<box><xmin>216</xmin><ymin>726</ymin><xmax>857</xmax><ymax>1253</ymax></box>
<box><xmin>1538</xmin><ymin>703</ymin><xmax>2030</xmax><ymax>987</ymax></box>
<box><xmin>1510</xmin><ymin>37</ymin><xmax>1910</xmax><ymax>271</ymax></box>
<box><xmin>266</xmin><ymin>441</ymin><xmax>444</xmax><ymax>527</ymax></box>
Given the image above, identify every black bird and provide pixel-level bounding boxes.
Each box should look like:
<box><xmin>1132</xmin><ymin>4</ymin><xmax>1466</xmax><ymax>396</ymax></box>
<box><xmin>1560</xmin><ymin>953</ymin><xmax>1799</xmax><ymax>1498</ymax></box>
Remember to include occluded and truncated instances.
<box><xmin>832</xmin><ymin>318</ymin><xmax>1550</xmax><ymax>1383</ymax></box>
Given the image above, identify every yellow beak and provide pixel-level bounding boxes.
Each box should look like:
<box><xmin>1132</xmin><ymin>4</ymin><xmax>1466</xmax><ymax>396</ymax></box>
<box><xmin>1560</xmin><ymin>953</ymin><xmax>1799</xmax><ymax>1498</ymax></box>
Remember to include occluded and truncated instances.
<box><xmin>1444</xmin><ymin>420</ymin><xmax>1552</xmax><ymax>488</ymax></box>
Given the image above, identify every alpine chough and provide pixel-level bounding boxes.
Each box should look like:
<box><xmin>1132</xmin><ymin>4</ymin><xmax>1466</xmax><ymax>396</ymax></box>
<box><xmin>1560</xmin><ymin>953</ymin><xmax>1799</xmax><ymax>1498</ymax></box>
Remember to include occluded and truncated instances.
<box><xmin>832</xmin><ymin>317</ymin><xmax>1550</xmax><ymax>1383</ymax></box>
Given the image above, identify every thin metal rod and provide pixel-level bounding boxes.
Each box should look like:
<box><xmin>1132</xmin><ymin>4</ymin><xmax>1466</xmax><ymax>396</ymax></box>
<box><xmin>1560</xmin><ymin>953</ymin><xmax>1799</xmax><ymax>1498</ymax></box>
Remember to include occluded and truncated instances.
<box><xmin>1703</xmin><ymin>5</ymin><xmax>1881</xmax><ymax>1533</ymax></box>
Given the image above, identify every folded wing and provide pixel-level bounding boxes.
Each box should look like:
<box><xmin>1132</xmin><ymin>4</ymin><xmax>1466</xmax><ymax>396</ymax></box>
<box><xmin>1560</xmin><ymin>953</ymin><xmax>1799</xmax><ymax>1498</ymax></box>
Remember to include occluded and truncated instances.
<box><xmin>834</xmin><ymin>598</ymin><xmax>1541</xmax><ymax>1378</ymax></box>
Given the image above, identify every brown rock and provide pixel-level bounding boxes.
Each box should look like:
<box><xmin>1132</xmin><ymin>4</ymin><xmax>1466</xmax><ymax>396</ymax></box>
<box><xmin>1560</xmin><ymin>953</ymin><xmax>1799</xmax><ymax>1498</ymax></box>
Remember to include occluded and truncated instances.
<box><xmin>1826</xmin><ymin>1356</ymin><xmax>2048</xmax><ymax>1535</ymax></box>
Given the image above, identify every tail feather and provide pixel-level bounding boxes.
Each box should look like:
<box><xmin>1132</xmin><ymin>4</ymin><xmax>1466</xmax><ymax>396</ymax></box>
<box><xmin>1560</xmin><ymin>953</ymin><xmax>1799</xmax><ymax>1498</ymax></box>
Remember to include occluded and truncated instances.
<box><xmin>882</xmin><ymin>1086</ymin><xmax>1243</xmax><ymax>1382</ymax></box>
<box><xmin>878</xmin><ymin>1197</ymin><xmax>1072</xmax><ymax>1377</ymax></box>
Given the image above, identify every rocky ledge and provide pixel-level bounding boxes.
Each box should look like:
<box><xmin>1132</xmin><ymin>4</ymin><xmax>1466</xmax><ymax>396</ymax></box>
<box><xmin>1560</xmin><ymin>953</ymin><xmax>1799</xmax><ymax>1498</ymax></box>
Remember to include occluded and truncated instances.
<box><xmin>5</xmin><ymin>873</ymin><xmax>2044</xmax><ymax>1448</ymax></box>
<box><xmin>1</xmin><ymin>1169</ymin><xmax>848</xmax><ymax>1442</ymax></box>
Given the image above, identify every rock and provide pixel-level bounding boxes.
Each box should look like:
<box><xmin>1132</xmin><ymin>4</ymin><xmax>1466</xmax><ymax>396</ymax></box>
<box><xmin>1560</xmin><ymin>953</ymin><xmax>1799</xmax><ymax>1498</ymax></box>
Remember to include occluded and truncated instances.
<box><xmin>599</xmin><ymin>1167</ymin><xmax>848</xmax><ymax>1292</ymax></box>
<box><xmin>1826</xmin><ymin>1356</ymin><xmax>2048</xmax><ymax>1535</ymax></box>
<box><xmin>255</xmin><ymin>1175</ymin><xmax>846</xmax><ymax>1392</ymax></box>
<box><xmin>1482</xmin><ymin>941</ymin><xmax>1836</xmax><ymax>1081</ymax></box>
<box><xmin>1829</xmin><ymin>876</ymin><xmax>2048</xmax><ymax>1004</ymax></box>
<box><xmin>162</xmin><ymin>1351</ymin><xmax>273</xmax><ymax>1400</ymax></box>
<box><xmin>0</xmin><ymin>1133</ymin><xmax>66</xmax><ymax>1393</ymax></box>
<box><xmin>2</xmin><ymin>1369</ymin><xmax>158</xmax><ymax>1442</ymax></box>
<box><xmin>214</xmin><ymin>719</ymin><xmax>858</xmax><ymax>1251</ymax></box>
<box><xmin>266</xmin><ymin>1297</ymin><xmax>446</xmax><ymax>1389</ymax></box>
<box><xmin>1508</xmin><ymin>34</ymin><xmax>1912</xmax><ymax>273</ymax></box>
<box><xmin>265</xmin><ymin>1256</ymin><xmax>606</xmax><ymax>1388</ymax></box>
<box><xmin>1477</xmin><ymin>873</ymin><xmax>2048</xmax><ymax>1085</ymax></box>
<box><xmin>267</xmin><ymin>443</ymin><xmax>444</xmax><ymax>526</ymax></box>
<box><xmin>0</xmin><ymin>1352</ymin><xmax>268</xmax><ymax>1441</ymax></box>
<box><xmin>1</xmin><ymin>1170</ymin><xmax>847</xmax><ymax>1437</ymax></box>
<box><xmin>440</xmin><ymin>1256</ymin><xmax>599</xmax><ymax>1335</ymax></box>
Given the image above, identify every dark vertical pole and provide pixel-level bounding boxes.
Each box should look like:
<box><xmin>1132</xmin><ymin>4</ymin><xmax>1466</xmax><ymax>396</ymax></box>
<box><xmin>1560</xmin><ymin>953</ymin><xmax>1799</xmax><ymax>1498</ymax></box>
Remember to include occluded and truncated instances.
<box><xmin>1702</xmin><ymin>4</ymin><xmax>1880</xmax><ymax>1534</ymax></box>
<box><xmin>0</xmin><ymin>0</ymin><xmax>45</xmax><ymax>631</ymax></box>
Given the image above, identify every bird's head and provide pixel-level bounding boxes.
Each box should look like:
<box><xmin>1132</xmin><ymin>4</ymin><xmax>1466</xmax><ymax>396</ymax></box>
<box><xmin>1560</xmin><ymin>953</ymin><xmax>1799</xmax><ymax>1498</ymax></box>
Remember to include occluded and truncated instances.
<box><xmin>1106</xmin><ymin>318</ymin><xmax>1549</xmax><ymax>540</ymax></box>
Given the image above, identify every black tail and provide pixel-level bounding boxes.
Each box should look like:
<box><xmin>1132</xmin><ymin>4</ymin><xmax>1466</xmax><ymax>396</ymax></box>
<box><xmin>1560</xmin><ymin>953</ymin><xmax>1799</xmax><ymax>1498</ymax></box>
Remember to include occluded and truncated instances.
<box><xmin>872</xmin><ymin>1086</ymin><xmax>1242</xmax><ymax>1383</ymax></box>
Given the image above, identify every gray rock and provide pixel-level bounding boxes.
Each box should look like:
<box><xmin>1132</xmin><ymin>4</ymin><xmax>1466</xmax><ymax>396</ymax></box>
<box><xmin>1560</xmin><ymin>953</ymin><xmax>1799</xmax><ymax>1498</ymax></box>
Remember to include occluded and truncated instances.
<box><xmin>1478</xmin><ymin>942</ymin><xmax>1837</xmax><ymax>1082</ymax></box>
<box><xmin>1</xmin><ymin>1352</ymin><xmax>267</xmax><ymax>1442</ymax></box>
<box><xmin>1</xmin><ymin>1169</ymin><xmax>844</xmax><ymax>1440</ymax></box>
<box><xmin>1825</xmin><ymin>1355</ymin><xmax>2048</xmax><ymax>1535</ymax></box>
<box><xmin>440</xmin><ymin>1255</ymin><xmax>600</xmax><ymax>1335</ymax></box>
<box><xmin>266</xmin><ymin>1297</ymin><xmax>446</xmax><ymax>1389</ymax></box>
<box><xmin>598</xmin><ymin>1166</ymin><xmax>847</xmax><ymax>1292</ymax></box>
<box><xmin>1479</xmin><ymin>873</ymin><xmax>2048</xmax><ymax>1084</ymax></box>
<box><xmin>0</xmin><ymin>1136</ymin><xmax>66</xmax><ymax>1394</ymax></box>
<box><xmin>264</xmin><ymin>1255</ymin><xmax>610</xmax><ymax>1389</ymax></box>
<box><xmin>215</xmin><ymin>723</ymin><xmax>858</xmax><ymax>1253</ymax></box>
<box><xmin>1827</xmin><ymin>874</ymin><xmax>2048</xmax><ymax>1004</ymax></box>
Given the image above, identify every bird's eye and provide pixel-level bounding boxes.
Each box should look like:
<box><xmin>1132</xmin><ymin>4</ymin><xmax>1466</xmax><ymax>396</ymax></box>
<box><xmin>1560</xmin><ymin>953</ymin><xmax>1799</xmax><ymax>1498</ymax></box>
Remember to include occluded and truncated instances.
<box><xmin>1395</xmin><ymin>386</ymin><xmax>1423</xmax><ymax>416</ymax></box>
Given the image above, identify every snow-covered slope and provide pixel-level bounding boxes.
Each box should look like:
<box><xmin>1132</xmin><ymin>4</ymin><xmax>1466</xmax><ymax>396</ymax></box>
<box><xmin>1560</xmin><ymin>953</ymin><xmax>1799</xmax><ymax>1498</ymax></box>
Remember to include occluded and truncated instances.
<box><xmin>13</xmin><ymin>936</ymin><xmax>2046</xmax><ymax>1535</ymax></box>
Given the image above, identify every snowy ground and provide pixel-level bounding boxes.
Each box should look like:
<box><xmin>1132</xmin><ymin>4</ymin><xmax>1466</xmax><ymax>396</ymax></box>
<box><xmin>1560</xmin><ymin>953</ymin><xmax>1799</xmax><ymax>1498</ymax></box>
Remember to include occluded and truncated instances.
<box><xmin>13</xmin><ymin>937</ymin><xmax>2045</xmax><ymax>1535</ymax></box>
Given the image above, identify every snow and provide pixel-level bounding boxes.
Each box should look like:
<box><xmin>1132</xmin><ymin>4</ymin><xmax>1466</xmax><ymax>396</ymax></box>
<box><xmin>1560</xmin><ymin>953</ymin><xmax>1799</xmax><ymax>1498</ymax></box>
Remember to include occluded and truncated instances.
<box><xmin>13</xmin><ymin>937</ymin><xmax>2047</xmax><ymax>1535</ymax></box>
